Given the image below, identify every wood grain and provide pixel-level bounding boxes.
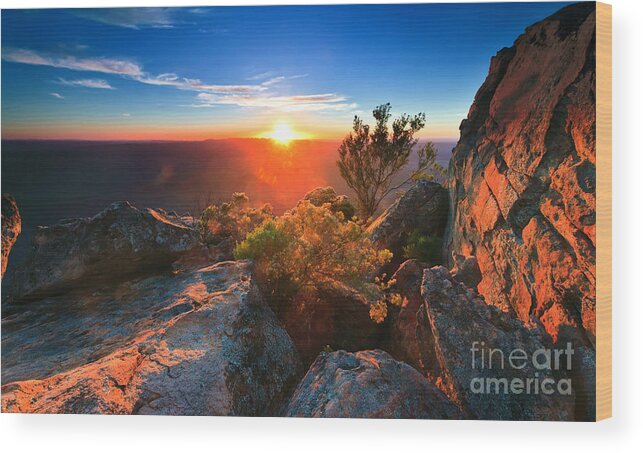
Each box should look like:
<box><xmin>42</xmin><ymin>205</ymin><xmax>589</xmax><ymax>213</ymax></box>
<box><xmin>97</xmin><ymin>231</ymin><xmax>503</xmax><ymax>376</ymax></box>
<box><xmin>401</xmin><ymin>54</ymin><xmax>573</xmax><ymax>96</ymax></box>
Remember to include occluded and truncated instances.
<box><xmin>596</xmin><ymin>1</ymin><xmax>612</xmax><ymax>422</ymax></box>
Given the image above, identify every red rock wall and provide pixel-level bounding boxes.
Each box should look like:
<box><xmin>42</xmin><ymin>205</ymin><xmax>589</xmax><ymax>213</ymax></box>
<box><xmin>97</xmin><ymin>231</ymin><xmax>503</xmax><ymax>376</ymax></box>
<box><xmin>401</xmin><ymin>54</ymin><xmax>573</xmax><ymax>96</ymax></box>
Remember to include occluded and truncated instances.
<box><xmin>445</xmin><ymin>3</ymin><xmax>597</xmax><ymax>346</ymax></box>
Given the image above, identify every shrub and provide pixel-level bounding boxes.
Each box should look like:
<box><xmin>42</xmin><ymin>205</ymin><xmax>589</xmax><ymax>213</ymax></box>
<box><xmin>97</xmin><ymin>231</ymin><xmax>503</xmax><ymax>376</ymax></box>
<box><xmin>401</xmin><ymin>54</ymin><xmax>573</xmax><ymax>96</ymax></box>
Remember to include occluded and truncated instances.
<box><xmin>234</xmin><ymin>201</ymin><xmax>392</xmax><ymax>303</ymax></box>
<box><xmin>402</xmin><ymin>230</ymin><xmax>443</xmax><ymax>267</ymax></box>
<box><xmin>337</xmin><ymin>103</ymin><xmax>446</xmax><ymax>218</ymax></box>
<box><xmin>302</xmin><ymin>186</ymin><xmax>356</xmax><ymax>220</ymax></box>
<box><xmin>198</xmin><ymin>192</ymin><xmax>272</xmax><ymax>246</ymax></box>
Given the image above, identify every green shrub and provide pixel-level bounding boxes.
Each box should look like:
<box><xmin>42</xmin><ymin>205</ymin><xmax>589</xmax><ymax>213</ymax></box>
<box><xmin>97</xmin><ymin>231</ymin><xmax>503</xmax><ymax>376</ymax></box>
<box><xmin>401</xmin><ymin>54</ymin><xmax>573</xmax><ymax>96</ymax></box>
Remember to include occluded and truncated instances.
<box><xmin>234</xmin><ymin>201</ymin><xmax>392</xmax><ymax>302</ymax></box>
<box><xmin>402</xmin><ymin>231</ymin><xmax>443</xmax><ymax>267</ymax></box>
<box><xmin>198</xmin><ymin>192</ymin><xmax>272</xmax><ymax>246</ymax></box>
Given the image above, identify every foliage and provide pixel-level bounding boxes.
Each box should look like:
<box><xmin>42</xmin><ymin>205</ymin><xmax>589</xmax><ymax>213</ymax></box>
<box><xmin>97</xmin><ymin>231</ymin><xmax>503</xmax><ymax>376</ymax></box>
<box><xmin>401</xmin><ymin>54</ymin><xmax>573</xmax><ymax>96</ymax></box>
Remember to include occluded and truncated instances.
<box><xmin>198</xmin><ymin>192</ymin><xmax>273</xmax><ymax>246</ymax></box>
<box><xmin>368</xmin><ymin>273</ymin><xmax>405</xmax><ymax>324</ymax></box>
<box><xmin>337</xmin><ymin>103</ymin><xmax>446</xmax><ymax>218</ymax></box>
<box><xmin>234</xmin><ymin>201</ymin><xmax>392</xmax><ymax>302</ymax></box>
<box><xmin>302</xmin><ymin>187</ymin><xmax>356</xmax><ymax>221</ymax></box>
<box><xmin>403</xmin><ymin>230</ymin><xmax>443</xmax><ymax>267</ymax></box>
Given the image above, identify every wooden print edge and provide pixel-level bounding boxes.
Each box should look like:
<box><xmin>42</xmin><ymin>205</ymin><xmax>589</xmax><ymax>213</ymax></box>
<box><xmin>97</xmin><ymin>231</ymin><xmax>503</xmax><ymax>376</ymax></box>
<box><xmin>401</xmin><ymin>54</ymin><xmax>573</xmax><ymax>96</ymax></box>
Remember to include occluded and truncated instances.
<box><xmin>595</xmin><ymin>1</ymin><xmax>612</xmax><ymax>422</ymax></box>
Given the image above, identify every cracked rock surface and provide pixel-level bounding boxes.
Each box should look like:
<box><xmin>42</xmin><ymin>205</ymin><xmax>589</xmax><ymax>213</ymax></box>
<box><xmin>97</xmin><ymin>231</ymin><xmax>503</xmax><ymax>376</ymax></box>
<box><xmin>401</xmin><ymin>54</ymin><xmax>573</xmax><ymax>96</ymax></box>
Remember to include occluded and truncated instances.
<box><xmin>1</xmin><ymin>260</ymin><xmax>300</xmax><ymax>415</ymax></box>
<box><xmin>444</xmin><ymin>3</ymin><xmax>597</xmax><ymax>346</ymax></box>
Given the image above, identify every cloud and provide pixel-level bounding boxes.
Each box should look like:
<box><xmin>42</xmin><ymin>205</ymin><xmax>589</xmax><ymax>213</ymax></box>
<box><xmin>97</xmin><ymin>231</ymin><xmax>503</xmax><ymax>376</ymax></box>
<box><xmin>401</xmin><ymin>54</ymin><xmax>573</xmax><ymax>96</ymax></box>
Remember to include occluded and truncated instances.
<box><xmin>3</xmin><ymin>49</ymin><xmax>143</xmax><ymax>76</ymax></box>
<box><xmin>194</xmin><ymin>92</ymin><xmax>357</xmax><ymax>112</ymax></box>
<box><xmin>247</xmin><ymin>71</ymin><xmax>276</xmax><ymax>81</ymax></box>
<box><xmin>74</xmin><ymin>8</ymin><xmax>176</xmax><ymax>29</ymax></box>
<box><xmin>133</xmin><ymin>73</ymin><xmax>268</xmax><ymax>94</ymax></box>
<box><xmin>58</xmin><ymin>78</ymin><xmax>115</xmax><ymax>89</ymax></box>
<box><xmin>51</xmin><ymin>92</ymin><xmax>64</xmax><ymax>99</ymax></box>
<box><xmin>5</xmin><ymin>48</ymin><xmax>353</xmax><ymax>113</ymax></box>
<box><xmin>122</xmin><ymin>113</ymin><xmax>131</xmax><ymax>117</ymax></box>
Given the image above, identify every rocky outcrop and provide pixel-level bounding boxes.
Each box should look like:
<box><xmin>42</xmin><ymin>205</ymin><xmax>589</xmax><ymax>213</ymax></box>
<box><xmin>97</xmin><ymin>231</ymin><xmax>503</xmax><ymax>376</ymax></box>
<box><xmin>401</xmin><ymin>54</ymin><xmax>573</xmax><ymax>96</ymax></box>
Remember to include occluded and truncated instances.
<box><xmin>1</xmin><ymin>194</ymin><xmax>21</xmax><ymax>278</ymax></box>
<box><xmin>2</xmin><ymin>261</ymin><xmax>300</xmax><ymax>415</ymax></box>
<box><xmin>419</xmin><ymin>266</ymin><xmax>576</xmax><ymax>420</ymax></box>
<box><xmin>445</xmin><ymin>3</ymin><xmax>597</xmax><ymax>345</ymax></box>
<box><xmin>7</xmin><ymin>201</ymin><xmax>199</xmax><ymax>300</ymax></box>
<box><xmin>368</xmin><ymin>180</ymin><xmax>448</xmax><ymax>261</ymax></box>
<box><xmin>284</xmin><ymin>349</ymin><xmax>460</xmax><ymax>419</ymax></box>
<box><xmin>300</xmin><ymin>186</ymin><xmax>356</xmax><ymax>220</ymax></box>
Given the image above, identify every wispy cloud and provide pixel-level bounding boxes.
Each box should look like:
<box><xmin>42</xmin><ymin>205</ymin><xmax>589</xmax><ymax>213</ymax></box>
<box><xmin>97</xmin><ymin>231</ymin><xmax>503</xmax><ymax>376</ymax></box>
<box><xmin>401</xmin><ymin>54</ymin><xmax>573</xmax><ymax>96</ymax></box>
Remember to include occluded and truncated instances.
<box><xmin>74</xmin><ymin>8</ymin><xmax>176</xmax><ymax>29</ymax></box>
<box><xmin>5</xmin><ymin>48</ymin><xmax>354</xmax><ymax>113</ymax></box>
<box><xmin>58</xmin><ymin>78</ymin><xmax>115</xmax><ymax>89</ymax></box>
<box><xmin>3</xmin><ymin>49</ymin><xmax>142</xmax><ymax>76</ymax></box>
<box><xmin>133</xmin><ymin>73</ymin><xmax>268</xmax><ymax>94</ymax></box>
<box><xmin>122</xmin><ymin>113</ymin><xmax>131</xmax><ymax>117</ymax></box>
<box><xmin>51</xmin><ymin>92</ymin><xmax>64</xmax><ymax>99</ymax></box>
<box><xmin>194</xmin><ymin>92</ymin><xmax>357</xmax><ymax>112</ymax></box>
<box><xmin>247</xmin><ymin>71</ymin><xmax>276</xmax><ymax>81</ymax></box>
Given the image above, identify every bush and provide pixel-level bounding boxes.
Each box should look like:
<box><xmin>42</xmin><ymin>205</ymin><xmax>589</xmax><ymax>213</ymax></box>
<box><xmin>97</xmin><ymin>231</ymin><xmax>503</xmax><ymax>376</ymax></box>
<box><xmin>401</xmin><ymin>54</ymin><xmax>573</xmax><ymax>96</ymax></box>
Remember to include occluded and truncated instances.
<box><xmin>402</xmin><ymin>230</ymin><xmax>443</xmax><ymax>267</ymax></box>
<box><xmin>198</xmin><ymin>192</ymin><xmax>272</xmax><ymax>246</ymax></box>
<box><xmin>234</xmin><ymin>201</ymin><xmax>392</xmax><ymax>302</ymax></box>
<box><xmin>302</xmin><ymin>186</ymin><xmax>356</xmax><ymax>220</ymax></box>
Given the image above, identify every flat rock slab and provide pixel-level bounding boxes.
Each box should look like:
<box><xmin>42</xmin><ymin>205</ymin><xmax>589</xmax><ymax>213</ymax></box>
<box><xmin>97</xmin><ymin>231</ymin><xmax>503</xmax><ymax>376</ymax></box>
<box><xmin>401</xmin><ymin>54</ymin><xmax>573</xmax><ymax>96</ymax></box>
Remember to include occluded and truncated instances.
<box><xmin>2</xmin><ymin>261</ymin><xmax>300</xmax><ymax>416</ymax></box>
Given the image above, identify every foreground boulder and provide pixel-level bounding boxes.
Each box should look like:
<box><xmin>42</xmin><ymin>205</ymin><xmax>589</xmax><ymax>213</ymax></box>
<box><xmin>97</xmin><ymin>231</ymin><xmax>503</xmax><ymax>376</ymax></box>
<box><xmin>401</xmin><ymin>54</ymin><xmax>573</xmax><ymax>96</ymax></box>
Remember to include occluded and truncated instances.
<box><xmin>284</xmin><ymin>349</ymin><xmax>460</xmax><ymax>419</ymax></box>
<box><xmin>7</xmin><ymin>201</ymin><xmax>199</xmax><ymax>299</ymax></box>
<box><xmin>444</xmin><ymin>2</ymin><xmax>597</xmax><ymax>345</ymax></box>
<box><xmin>2</xmin><ymin>261</ymin><xmax>300</xmax><ymax>415</ymax></box>
<box><xmin>368</xmin><ymin>180</ymin><xmax>447</xmax><ymax>264</ymax></box>
<box><xmin>1</xmin><ymin>194</ymin><xmax>21</xmax><ymax>278</ymax></box>
<box><xmin>419</xmin><ymin>266</ymin><xmax>576</xmax><ymax>420</ymax></box>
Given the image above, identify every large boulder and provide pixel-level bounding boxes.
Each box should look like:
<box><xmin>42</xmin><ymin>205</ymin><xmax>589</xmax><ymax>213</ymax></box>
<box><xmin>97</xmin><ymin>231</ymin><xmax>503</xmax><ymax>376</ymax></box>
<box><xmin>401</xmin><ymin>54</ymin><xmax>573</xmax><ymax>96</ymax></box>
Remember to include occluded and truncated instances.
<box><xmin>368</xmin><ymin>180</ymin><xmax>448</xmax><ymax>264</ymax></box>
<box><xmin>1</xmin><ymin>194</ymin><xmax>21</xmax><ymax>278</ymax></box>
<box><xmin>2</xmin><ymin>261</ymin><xmax>300</xmax><ymax>415</ymax></box>
<box><xmin>7</xmin><ymin>201</ymin><xmax>199</xmax><ymax>299</ymax></box>
<box><xmin>444</xmin><ymin>3</ymin><xmax>597</xmax><ymax>345</ymax></box>
<box><xmin>418</xmin><ymin>266</ymin><xmax>576</xmax><ymax>420</ymax></box>
<box><xmin>284</xmin><ymin>349</ymin><xmax>460</xmax><ymax>419</ymax></box>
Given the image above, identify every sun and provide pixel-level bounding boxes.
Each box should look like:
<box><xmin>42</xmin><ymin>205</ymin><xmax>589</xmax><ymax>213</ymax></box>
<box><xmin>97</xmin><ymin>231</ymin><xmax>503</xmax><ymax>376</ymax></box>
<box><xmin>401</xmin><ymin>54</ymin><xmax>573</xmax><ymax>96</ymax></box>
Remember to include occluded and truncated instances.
<box><xmin>267</xmin><ymin>122</ymin><xmax>298</xmax><ymax>145</ymax></box>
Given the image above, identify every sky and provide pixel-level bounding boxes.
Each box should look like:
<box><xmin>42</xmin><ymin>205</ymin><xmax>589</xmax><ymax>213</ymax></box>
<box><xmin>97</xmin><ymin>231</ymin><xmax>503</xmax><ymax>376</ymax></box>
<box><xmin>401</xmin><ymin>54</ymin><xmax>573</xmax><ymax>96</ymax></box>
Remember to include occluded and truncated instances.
<box><xmin>1</xmin><ymin>3</ymin><xmax>573</xmax><ymax>141</ymax></box>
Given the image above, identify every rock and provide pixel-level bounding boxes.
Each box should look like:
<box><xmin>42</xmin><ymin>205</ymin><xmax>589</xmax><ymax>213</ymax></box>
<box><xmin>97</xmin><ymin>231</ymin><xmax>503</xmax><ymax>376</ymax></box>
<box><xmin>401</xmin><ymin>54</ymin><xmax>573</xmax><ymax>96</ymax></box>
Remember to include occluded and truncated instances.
<box><xmin>284</xmin><ymin>349</ymin><xmax>460</xmax><ymax>419</ymax></box>
<box><xmin>1</xmin><ymin>194</ymin><xmax>21</xmax><ymax>278</ymax></box>
<box><xmin>7</xmin><ymin>201</ymin><xmax>200</xmax><ymax>300</ymax></box>
<box><xmin>450</xmin><ymin>254</ymin><xmax>482</xmax><ymax>288</ymax></box>
<box><xmin>278</xmin><ymin>280</ymin><xmax>384</xmax><ymax>365</ymax></box>
<box><xmin>368</xmin><ymin>180</ymin><xmax>448</xmax><ymax>265</ymax></box>
<box><xmin>444</xmin><ymin>3</ymin><xmax>597</xmax><ymax>345</ymax></box>
<box><xmin>1</xmin><ymin>261</ymin><xmax>300</xmax><ymax>415</ymax></box>
<box><xmin>419</xmin><ymin>266</ymin><xmax>576</xmax><ymax>420</ymax></box>
<box><xmin>300</xmin><ymin>186</ymin><xmax>355</xmax><ymax>220</ymax></box>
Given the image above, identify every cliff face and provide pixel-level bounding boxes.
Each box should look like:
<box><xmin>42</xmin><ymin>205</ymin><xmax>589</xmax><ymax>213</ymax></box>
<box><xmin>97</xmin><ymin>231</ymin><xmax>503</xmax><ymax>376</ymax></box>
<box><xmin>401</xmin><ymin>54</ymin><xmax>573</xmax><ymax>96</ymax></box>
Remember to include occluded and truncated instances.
<box><xmin>1</xmin><ymin>194</ymin><xmax>21</xmax><ymax>278</ymax></box>
<box><xmin>445</xmin><ymin>3</ymin><xmax>597</xmax><ymax>346</ymax></box>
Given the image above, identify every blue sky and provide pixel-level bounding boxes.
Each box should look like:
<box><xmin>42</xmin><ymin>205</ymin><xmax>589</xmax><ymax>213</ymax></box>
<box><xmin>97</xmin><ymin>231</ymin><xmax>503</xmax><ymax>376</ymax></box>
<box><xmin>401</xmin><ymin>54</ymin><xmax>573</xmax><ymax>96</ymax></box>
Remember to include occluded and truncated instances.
<box><xmin>1</xmin><ymin>3</ymin><xmax>573</xmax><ymax>140</ymax></box>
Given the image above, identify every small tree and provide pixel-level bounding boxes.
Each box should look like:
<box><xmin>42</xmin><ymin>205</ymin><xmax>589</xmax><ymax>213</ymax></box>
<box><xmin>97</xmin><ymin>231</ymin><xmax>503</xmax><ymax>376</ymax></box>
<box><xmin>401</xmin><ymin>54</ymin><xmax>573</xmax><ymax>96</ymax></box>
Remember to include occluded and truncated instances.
<box><xmin>337</xmin><ymin>103</ymin><xmax>444</xmax><ymax>218</ymax></box>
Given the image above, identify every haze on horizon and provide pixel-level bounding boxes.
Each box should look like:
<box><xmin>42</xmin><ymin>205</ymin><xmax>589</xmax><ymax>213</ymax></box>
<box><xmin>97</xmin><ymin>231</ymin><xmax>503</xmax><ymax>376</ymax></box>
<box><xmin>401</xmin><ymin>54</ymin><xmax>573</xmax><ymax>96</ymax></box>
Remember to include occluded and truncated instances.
<box><xmin>1</xmin><ymin>3</ymin><xmax>571</xmax><ymax>141</ymax></box>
